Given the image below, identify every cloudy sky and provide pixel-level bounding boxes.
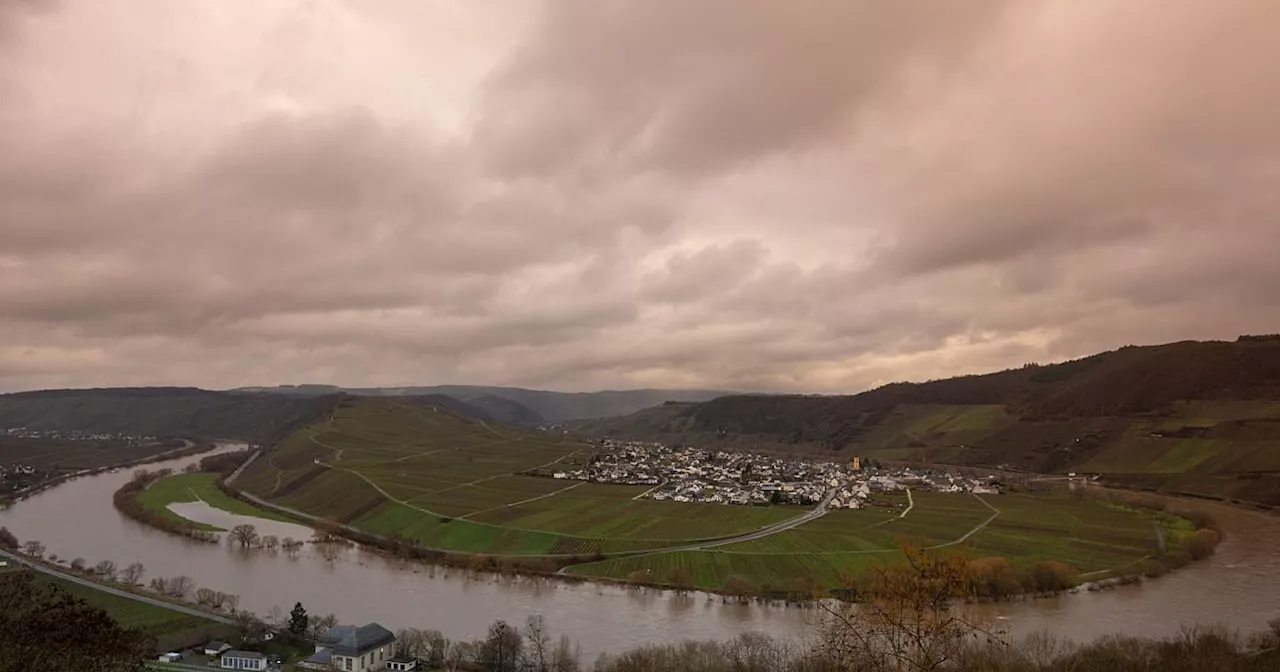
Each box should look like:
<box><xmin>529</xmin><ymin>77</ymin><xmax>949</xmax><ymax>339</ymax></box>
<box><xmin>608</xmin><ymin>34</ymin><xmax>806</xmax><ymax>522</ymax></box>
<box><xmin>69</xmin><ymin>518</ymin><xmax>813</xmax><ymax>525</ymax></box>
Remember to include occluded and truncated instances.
<box><xmin>2</xmin><ymin>1</ymin><xmax>1278</xmax><ymax>394</ymax></box>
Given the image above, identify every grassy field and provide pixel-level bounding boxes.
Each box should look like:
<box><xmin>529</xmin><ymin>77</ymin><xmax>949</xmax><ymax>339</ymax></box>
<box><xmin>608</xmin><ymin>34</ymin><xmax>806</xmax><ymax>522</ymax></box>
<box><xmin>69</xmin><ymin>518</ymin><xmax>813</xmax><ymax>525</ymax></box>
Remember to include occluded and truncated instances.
<box><xmin>234</xmin><ymin>399</ymin><xmax>1189</xmax><ymax>587</ymax></box>
<box><xmin>236</xmin><ymin>399</ymin><xmax>803</xmax><ymax>556</ymax></box>
<box><xmin>22</xmin><ymin>570</ymin><xmax>221</xmax><ymax>639</ymax></box>
<box><xmin>137</xmin><ymin>472</ymin><xmax>295</xmax><ymax>531</ymax></box>
<box><xmin>567</xmin><ymin>490</ymin><xmax>1170</xmax><ymax>592</ymax></box>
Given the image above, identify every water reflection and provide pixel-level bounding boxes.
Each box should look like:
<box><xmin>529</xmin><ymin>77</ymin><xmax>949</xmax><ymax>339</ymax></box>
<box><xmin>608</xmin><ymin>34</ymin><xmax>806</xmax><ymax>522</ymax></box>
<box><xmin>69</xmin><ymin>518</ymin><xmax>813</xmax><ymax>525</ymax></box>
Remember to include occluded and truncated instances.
<box><xmin>3</xmin><ymin>443</ymin><xmax>1279</xmax><ymax>659</ymax></box>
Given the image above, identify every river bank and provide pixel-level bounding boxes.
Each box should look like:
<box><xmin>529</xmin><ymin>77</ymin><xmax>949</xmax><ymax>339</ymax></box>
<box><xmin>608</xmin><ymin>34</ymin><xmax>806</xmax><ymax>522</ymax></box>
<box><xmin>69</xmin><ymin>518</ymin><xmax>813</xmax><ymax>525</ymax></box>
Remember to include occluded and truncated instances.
<box><xmin>3</xmin><ymin>443</ymin><xmax>1279</xmax><ymax>660</ymax></box>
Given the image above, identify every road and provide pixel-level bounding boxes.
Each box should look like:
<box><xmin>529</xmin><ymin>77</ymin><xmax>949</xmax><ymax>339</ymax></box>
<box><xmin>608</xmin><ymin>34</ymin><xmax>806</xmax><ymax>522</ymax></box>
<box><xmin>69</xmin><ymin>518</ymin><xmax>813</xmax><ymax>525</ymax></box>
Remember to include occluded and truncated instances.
<box><xmin>0</xmin><ymin>548</ymin><xmax>234</xmax><ymax>625</ymax></box>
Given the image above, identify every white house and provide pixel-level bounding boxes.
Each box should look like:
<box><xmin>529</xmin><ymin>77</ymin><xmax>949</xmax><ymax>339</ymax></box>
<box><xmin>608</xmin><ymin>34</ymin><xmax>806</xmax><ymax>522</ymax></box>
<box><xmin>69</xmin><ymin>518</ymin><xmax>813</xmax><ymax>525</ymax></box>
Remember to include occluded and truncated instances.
<box><xmin>220</xmin><ymin>650</ymin><xmax>267</xmax><ymax>671</ymax></box>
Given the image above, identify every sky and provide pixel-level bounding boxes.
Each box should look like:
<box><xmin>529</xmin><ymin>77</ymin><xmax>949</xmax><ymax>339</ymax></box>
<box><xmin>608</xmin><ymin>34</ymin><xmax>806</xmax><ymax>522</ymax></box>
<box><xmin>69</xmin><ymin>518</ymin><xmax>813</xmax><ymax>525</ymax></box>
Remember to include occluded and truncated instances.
<box><xmin>1</xmin><ymin>0</ymin><xmax>1278</xmax><ymax>394</ymax></box>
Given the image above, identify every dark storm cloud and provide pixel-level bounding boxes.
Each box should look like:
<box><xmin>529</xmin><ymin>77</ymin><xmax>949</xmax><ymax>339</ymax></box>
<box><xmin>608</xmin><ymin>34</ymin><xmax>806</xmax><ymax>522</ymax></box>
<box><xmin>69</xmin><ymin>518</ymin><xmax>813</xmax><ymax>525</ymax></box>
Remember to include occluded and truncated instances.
<box><xmin>1</xmin><ymin>1</ymin><xmax>1278</xmax><ymax>393</ymax></box>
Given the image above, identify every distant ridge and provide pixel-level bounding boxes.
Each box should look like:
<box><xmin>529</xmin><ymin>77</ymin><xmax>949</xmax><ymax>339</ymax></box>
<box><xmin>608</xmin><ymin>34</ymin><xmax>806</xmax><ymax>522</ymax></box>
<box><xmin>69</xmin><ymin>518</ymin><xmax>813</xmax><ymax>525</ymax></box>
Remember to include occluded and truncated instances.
<box><xmin>230</xmin><ymin>384</ymin><xmax>732</xmax><ymax>424</ymax></box>
<box><xmin>0</xmin><ymin>387</ymin><xmax>342</xmax><ymax>444</ymax></box>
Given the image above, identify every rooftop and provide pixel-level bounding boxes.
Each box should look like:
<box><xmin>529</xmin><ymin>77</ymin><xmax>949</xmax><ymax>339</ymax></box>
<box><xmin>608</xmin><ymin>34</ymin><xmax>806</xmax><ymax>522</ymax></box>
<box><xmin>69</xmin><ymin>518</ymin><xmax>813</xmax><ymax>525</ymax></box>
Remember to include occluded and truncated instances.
<box><xmin>319</xmin><ymin>622</ymin><xmax>396</xmax><ymax>656</ymax></box>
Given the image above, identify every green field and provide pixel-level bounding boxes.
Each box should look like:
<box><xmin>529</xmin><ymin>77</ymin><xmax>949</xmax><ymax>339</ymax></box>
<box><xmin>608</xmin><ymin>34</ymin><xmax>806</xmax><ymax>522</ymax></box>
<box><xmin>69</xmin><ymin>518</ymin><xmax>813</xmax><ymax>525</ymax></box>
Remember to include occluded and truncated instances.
<box><xmin>567</xmin><ymin>491</ymin><xmax>1173</xmax><ymax>592</ymax></box>
<box><xmin>233</xmin><ymin>399</ymin><xmax>1186</xmax><ymax>588</ymax></box>
<box><xmin>137</xmin><ymin>472</ymin><xmax>295</xmax><ymax>531</ymax></box>
<box><xmin>236</xmin><ymin>399</ymin><xmax>804</xmax><ymax>556</ymax></box>
<box><xmin>22</xmin><ymin>570</ymin><xmax>223</xmax><ymax>639</ymax></box>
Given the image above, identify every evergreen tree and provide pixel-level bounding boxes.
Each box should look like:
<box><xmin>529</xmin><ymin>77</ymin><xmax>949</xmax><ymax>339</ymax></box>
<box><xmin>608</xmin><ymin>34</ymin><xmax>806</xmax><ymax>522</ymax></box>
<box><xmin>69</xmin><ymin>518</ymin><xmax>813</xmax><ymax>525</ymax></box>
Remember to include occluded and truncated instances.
<box><xmin>288</xmin><ymin>601</ymin><xmax>309</xmax><ymax>636</ymax></box>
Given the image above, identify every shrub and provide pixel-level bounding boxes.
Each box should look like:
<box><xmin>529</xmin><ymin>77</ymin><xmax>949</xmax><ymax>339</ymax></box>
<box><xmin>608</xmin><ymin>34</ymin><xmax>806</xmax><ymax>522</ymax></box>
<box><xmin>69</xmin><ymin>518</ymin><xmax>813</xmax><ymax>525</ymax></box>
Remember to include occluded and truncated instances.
<box><xmin>1184</xmin><ymin>528</ymin><xmax>1221</xmax><ymax>560</ymax></box>
<box><xmin>1021</xmin><ymin>561</ymin><xmax>1073</xmax><ymax>594</ymax></box>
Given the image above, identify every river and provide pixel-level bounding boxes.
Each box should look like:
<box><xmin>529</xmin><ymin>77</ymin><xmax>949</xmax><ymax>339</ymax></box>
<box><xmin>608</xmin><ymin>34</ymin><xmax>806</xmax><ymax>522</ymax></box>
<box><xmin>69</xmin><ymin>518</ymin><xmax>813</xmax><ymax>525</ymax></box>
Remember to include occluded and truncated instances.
<box><xmin>3</xmin><ymin>444</ymin><xmax>1279</xmax><ymax>659</ymax></box>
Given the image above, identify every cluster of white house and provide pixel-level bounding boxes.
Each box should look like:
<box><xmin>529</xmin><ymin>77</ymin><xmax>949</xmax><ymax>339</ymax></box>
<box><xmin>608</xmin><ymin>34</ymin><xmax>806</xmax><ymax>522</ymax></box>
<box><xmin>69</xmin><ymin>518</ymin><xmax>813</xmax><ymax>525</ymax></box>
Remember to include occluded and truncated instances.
<box><xmin>548</xmin><ymin>441</ymin><xmax>1001</xmax><ymax>509</ymax></box>
<box><xmin>159</xmin><ymin>624</ymin><xmax>419</xmax><ymax>672</ymax></box>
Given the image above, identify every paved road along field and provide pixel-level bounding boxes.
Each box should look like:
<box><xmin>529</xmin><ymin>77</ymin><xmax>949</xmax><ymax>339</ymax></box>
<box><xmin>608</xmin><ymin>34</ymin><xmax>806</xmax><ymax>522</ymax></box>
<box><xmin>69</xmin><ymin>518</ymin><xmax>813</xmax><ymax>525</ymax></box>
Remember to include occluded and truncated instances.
<box><xmin>0</xmin><ymin>548</ymin><xmax>234</xmax><ymax>625</ymax></box>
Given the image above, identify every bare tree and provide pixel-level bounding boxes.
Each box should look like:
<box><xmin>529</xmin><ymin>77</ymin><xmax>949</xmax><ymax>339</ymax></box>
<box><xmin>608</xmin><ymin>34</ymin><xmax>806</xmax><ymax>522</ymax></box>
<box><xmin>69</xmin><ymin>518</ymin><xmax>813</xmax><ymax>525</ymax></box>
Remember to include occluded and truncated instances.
<box><xmin>195</xmin><ymin>587</ymin><xmax>218</xmax><ymax>607</ymax></box>
<box><xmin>229</xmin><ymin>524</ymin><xmax>260</xmax><ymax>548</ymax></box>
<box><xmin>815</xmin><ymin>544</ymin><xmax>1003</xmax><ymax>672</ymax></box>
<box><xmin>424</xmin><ymin>630</ymin><xmax>449</xmax><ymax>668</ymax></box>
<box><xmin>266</xmin><ymin>605</ymin><xmax>283</xmax><ymax>626</ymax></box>
<box><xmin>21</xmin><ymin>540</ymin><xmax>44</xmax><ymax>558</ymax></box>
<box><xmin>93</xmin><ymin>560</ymin><xmax>118</xmax><ymax>581</ymax></box>
<box><xmin>445</xmin><ymin>641</ymin><xmax>479</xmax><ymax>672</ymax></box>
<box><xmin>69</xmin><ymin>557</ymin><xmax>86</xmax><ymax>572</ymax></box>
<box><xmin>169</xmin><ymin>575</ymin><xmax>196</xmax><ymax>599</ymax></box>
<box><xmin>223</xmin><ymin>593</ymin><xmax>240</xmax><ymax>613</ymax></box>
<box><xmin>120</xmin><ymin>562</ymin><xmax>146</xmax><ymax>585</ymax></box>
<box><xmin>396</xmin><ymin>628</ymin><xmax>426</xmax><ymax>659</ymax></box>
<box><xmin>550</xmin><ymin>635</ymin><xmax>580</xmax><ymax>672</ymax></box>
<box><xmin>523</xmin><ymin>615</ymin><xmax>551</xmax><ymax>672</ymax></box>
<box><xmin>281</xmin><ymin>536</ymin><xmax>302</xmax><ymax>553</ymax></box>
<box><xmin>261</xmin><ymin>535</ymin><xmax>280</xmax><ymax>550</ymax></box>
<box><xmin>482</xmin><ymin>620</ymin><xmax>523</xmax><ymax>672</ymax></box>
<box><xmin>309</xmin><ymin>613</ymin><xmax>339</xmax><ymax>640</ymax></box>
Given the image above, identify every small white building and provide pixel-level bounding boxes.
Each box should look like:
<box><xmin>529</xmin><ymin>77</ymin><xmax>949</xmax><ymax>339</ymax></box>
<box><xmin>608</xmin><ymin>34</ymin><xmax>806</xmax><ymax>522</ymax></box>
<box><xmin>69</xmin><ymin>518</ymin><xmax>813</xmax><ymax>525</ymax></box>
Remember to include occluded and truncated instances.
<box><xmin>386</xmin><ymin>656</ymin><xmax>420</xmax><ymax>671</ymax></box>
<box><xmin>220</xmin><ymin>650</ymin><xmax>267</xmax><ymax>671</ymax></box>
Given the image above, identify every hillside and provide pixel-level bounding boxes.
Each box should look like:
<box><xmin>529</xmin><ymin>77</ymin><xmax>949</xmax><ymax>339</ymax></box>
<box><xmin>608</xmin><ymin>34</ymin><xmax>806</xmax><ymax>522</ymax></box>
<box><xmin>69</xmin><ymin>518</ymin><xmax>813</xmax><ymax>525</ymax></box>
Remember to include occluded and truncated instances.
<box><xmin>581</xmin><ymin>338</ymin><xmax>1280</xmax><ymax>506</ymax></box>
<box><xmin>232</xmin><ymin>384</ymin><xmax>730</xmax><ymax>423</ymax></box>
<box><xmin>231</xmin><ymin>397</ymin><xmax>798</xmax><ymax>558</ymax></box>
<box><xmin>0</xmin><ymin>388</ymin><xmax>342</xmax><ymax>444</ymax></box>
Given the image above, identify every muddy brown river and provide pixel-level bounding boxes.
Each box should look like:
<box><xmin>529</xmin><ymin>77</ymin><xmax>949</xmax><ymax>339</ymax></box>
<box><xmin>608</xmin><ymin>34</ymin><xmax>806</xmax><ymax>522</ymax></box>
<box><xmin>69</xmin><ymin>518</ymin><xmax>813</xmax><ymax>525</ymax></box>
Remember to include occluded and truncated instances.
<box><xmin>4</xmin><ymin>444</ymin><xmax>1279</xmax><ymax>659</ymax></box>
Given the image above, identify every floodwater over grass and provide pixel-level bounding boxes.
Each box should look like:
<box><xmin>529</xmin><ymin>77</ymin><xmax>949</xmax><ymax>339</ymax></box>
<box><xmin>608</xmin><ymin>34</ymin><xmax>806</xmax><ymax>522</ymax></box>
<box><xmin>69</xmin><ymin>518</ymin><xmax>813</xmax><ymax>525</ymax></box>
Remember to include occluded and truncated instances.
<box><xmin>138</xmin><ymin>471</ymin><xmax>301</xmax><ymax>532</ymax></box>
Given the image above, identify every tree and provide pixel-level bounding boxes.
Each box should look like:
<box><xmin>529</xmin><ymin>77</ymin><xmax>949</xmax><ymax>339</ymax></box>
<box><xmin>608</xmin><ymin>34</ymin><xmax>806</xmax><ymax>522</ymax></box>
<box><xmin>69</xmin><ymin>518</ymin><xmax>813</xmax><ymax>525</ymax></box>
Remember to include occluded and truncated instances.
<box><xmin>266</xmin><ymin>605</ymin><xmax>284</xmax><ymax>626</ymax></box>
<box><xmin>21</xmin><ymin>540</ymin><xmax>44</xmax><ymax>558</ymax></box>
<box><xmin>720</xmin><ymin>574</ymin><xmax>760</xmax><ymax>601</ymax></box>
<box><xmin>309</xmin><ymin>612</ymin><xmax>338</xmax><ymax>640</ymax></box>
<box><xmin>120</xmin><ymin>562</ymin><xmax>145</xmax><ymax>585</ymax></box>
<box><xmin>523</xmin><ymin>614</ymin><xmax>551</xmax><ymax>672</ymax></box>
<box><xmin>816</xmin><ymin>544</ymin><xmax>1002</xmax><ymax>671</ymax></box>
<box><xmin>0</xmin><ymin>526</ymin><xmax>17</xmax><ymax>550</ymax></box>
<box><xmin>550</xmin><ymin>635</ymin><xmax>581</xmax><ymax>672</ymax></box>
<box><xmin>229</xmin><ymin>524</ymin><xmax>260</xmax><ymax>548</ymax></box>
<box><xmin>424</xmin><ymin>629</ymin><xmax>450</xmax><ymax>668</ymax></box>
<box><xmin>445</xmin><ymin>641</ymin><xmax>480</xmax><ymax>672</ymax></box>
<box><xmin>195</xmin><ymin>587</ymin><xmax>218</xmax><ymax>607</ymax></box>
<box><xmin>667</xmin><ymin>567</ymin><xmax>695</xmax><ymax>594</ymax></box>
<box><xmin>69</xmin><ymin>557</ymin><xmax>86</xmax><ymax>572</ymax></box>
<box><xmin>288</xmin><ymin>602</ymin><xmax>309</xmax><ymax>636</ymax></box>
<box><xmin>261</xmin><ymin>535</ymin><xmax>280</xmax><ymax>550</ymax></box>
<box><xmin>481</xmin><ymin>619</ymin><xmax>523</xmax><ymax>672</ymax></box>
<box><xmin>0</xmin><ymin>571</ymin><xmax>154</xmax><ymax>671</ymax></box>
<box><xmin>93</xmin><ymin>560</ymin><xmax>118</xmax><ymax>582</ymax></box>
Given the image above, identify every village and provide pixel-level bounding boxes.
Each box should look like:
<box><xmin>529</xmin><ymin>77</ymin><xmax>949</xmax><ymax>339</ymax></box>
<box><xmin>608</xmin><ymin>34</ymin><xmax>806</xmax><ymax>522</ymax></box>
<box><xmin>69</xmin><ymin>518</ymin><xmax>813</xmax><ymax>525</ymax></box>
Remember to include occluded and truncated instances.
<box><xmin>550</xmin><ymin>440</ymin><xmax>1000</xmax><ymax>509</ymax></box>
<box><xmin>0</xmin><ymin>427</ymin><xmax>176</xmax><ymax>496</ymax></box>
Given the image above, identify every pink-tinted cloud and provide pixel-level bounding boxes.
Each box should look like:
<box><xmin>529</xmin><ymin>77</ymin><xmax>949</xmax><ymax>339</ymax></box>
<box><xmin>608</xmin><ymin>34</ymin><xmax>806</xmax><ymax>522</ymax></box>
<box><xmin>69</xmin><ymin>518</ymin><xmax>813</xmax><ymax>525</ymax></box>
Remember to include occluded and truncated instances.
<box><xmin>1</xmin><ymin>1</ymin><xmax>1278</xmax><ymax>394</ymax></box>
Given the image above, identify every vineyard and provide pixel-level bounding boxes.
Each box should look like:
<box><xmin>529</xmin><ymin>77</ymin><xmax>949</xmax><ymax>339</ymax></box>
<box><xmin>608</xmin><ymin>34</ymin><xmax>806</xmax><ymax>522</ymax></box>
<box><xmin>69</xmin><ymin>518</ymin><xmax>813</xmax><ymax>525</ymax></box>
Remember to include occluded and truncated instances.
<box><xmin>235</xmin><ymin>398</ymin><xmax>802</xmax><ymax>556</ymax></box>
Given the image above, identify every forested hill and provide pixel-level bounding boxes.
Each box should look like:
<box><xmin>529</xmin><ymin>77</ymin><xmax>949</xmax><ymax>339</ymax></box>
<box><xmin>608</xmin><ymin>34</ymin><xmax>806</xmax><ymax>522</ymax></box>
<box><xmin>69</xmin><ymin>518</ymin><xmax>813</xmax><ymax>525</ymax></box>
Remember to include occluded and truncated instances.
<box><xmin>0</xmin><ymin>388</ymin><xmax>343</xmax><ymax>444</ymax></box>
<box><xmin>579</xmin><ymin>338</ymin><xmax>1280</xmax><ymax>506</ymax></box>
<box><xmin>231</xmin><ymin>384</ymin><xmax>730</xmax><ymax>423</ymax></box>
